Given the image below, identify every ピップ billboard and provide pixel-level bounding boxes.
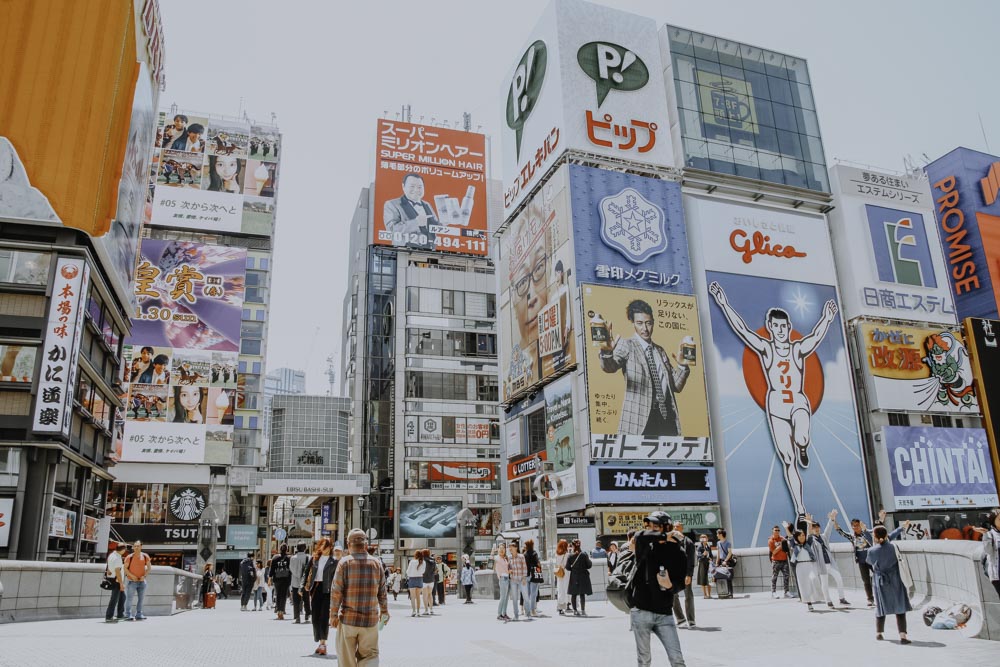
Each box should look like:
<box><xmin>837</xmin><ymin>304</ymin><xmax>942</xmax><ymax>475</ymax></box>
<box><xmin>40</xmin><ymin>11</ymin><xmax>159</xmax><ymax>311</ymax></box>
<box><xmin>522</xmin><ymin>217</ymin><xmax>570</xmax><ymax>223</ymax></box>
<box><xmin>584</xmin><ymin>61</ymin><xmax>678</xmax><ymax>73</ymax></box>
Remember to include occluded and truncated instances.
<box><xmin>500</xmin><ymin>0</ymin><xmax>674</xmax><ymax>216</ymax></box>
<box><xmin>372</xmin><ymin>119</ymin><xmax>487</xmax><ymax>256</ymax></box>
<box><xmin>582</xmin><ymin>284</ymin><xmax>709</xmax><ymax>458</ymax></box>
<box><xmin>688</xmin><ymin>195</ymin><xmax>870</xmax><ymax>547</ymax></box>
<box><xmin>499</xmin><ymin>165</ymin><xmax>576</xmax><ymax>402</ymax></box>
<box><xmin>855</xmin><ymin>323</ymin><xmax>977</xmax><ymax>414</ymax></box>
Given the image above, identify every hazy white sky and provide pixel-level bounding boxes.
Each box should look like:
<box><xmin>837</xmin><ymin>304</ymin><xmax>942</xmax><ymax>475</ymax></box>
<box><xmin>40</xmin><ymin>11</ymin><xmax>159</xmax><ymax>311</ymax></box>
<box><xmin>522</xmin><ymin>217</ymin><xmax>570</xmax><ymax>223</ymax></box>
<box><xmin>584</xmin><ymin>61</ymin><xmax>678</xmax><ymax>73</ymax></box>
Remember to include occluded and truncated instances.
<box><xmin>158</xmin><ymin>0</ymin><xmax>997</xmax><ymax>394</ymax></box>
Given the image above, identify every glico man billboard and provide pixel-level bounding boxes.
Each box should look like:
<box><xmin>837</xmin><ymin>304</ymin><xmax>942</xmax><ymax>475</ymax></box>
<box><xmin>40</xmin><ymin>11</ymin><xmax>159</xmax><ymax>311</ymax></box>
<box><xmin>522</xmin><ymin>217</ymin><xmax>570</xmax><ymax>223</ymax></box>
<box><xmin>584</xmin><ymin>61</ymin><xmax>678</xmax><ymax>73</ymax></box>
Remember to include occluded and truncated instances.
<box><xmin>925</xmin><ymin>147</ymin><xmax>1000</xmax><ymax>319</ymax></box>
<box><xmin>688</xmin><ymin>195</ymin><xmax>870</xmax><ymax>547</ymax></box>
<box><xmin>499</xmin><ymin>0</ymin><xmax>674</xmax><ymax>217</ymax></box>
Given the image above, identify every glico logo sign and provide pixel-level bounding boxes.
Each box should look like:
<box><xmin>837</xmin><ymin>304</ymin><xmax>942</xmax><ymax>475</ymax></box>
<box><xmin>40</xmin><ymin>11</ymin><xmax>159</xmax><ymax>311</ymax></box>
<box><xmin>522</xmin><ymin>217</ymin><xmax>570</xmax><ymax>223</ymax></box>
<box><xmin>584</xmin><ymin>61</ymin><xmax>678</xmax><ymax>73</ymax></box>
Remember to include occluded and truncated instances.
<box><xmin>729</xmin><ymin>229</ymin><xmax>807</xmax><ymax>264</ymax></box>
<box><xmin>506</xmin><ymin>40</ymin><xmax>547</xmax><ymax>161</ymax></box>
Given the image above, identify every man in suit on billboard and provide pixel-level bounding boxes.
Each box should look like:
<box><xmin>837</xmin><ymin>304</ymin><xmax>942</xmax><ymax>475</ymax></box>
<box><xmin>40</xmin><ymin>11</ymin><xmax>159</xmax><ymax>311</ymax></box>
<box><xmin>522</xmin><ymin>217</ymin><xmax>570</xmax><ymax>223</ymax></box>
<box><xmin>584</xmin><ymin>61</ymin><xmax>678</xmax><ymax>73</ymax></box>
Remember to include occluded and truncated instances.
<box><xmin>708</xmin><ymin>281</ymin><xmax>838</xmax><ymax>521</ymax></box>
<box><xmin>382</xmin><ymin>172</ymin><xmax>437</xmax><ymax>250</ymax></box>
<box><xmin>599</xmin><ymin>299</ymin><xmax>691</xmax><ymax>437</ymax></box>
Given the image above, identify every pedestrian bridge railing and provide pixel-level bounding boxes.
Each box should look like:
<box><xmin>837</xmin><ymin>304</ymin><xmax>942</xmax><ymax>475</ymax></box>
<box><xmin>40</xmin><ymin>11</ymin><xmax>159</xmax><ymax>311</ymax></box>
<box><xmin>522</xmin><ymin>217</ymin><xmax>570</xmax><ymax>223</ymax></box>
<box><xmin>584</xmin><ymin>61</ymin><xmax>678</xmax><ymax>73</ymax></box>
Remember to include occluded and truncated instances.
<box><xmin>0</xmin><ymin>560</ymin><xmax>202</xmax><ymax>624</ymax></box>
<box><xmin>731</xmin><ymin>539</ymin><xmax>998</xmax><ymax>641</ymax></box>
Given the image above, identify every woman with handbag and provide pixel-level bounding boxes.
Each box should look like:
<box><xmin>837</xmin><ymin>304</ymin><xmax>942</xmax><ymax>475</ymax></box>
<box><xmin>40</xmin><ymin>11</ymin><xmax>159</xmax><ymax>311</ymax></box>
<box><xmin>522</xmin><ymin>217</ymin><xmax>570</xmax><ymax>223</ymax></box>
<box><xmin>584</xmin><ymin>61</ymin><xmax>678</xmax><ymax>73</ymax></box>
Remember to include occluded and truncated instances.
<box><xmin>523</xmin><ymin>539</ymin><xmax>542</xmax><ymax>617</ymax></box>
<box><xmin>567</xmin><ymin>539</ymin><xmax>592</xmax><ymax>617</ymax></box>
<box><xmin>554</xmin><ymin>539</ymin><xmax>570</xmax><ymax>615</ymax></box>
<box><xmin>494</xmin><ymin>542</ymin><xmax>512</xmax><ymax>621</ymax></box>
<box><xmin>784</xmin><ymin>523</ymin><xmax>824</xmax><ymax>611</ymax></box>
<box><xmin>866</xmin><ymin>525</ymin><xmax>912</xmax><ymax>643</ymax></box>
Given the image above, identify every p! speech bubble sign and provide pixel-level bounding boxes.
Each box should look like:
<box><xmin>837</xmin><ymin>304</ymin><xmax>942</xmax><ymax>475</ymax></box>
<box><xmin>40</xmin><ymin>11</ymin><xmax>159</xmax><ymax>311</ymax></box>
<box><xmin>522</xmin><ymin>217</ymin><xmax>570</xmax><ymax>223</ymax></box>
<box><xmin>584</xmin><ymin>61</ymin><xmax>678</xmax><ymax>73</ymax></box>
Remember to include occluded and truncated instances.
<box><xmin>506</xmin><ymin>40</ymin><xmax>548</xmax><ymax>161</ymax></box>
<box><xmin>577</xmin><ymin>42</ymin><xmax>648</xmax><ymax>107</ymax></box>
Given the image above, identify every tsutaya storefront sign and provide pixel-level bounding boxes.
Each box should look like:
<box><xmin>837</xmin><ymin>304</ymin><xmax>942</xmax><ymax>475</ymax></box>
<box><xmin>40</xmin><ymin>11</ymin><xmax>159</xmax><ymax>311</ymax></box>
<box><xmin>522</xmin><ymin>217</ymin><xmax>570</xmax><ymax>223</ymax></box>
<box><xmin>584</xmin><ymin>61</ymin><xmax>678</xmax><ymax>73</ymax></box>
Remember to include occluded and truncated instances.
<box><xmin>500</xmin><ymin>0</ymin><xmax>673</xmax><ymax>217</ymax></box>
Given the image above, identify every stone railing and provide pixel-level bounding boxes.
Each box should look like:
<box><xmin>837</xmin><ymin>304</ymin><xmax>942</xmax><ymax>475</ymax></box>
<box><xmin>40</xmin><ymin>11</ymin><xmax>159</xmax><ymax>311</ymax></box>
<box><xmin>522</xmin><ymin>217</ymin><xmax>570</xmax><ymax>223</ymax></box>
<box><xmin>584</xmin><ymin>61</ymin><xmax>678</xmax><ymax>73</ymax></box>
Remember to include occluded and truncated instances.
<box><xmin>0</xmin><ymin>560</ymin><xmax>202</xmax><ymax>624</ymax></box>
<box><xmin>730</xmin><ymin>540</ymin><xmax>998</xmax><ymax>640</ymax></box>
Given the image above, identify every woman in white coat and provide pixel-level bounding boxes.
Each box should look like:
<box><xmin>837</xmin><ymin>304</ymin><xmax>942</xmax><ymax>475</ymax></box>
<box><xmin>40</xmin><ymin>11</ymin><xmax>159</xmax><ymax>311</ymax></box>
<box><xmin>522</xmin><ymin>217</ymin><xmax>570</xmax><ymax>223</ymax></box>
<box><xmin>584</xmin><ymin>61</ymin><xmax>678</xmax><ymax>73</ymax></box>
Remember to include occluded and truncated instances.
<box><xmin>784</xmin><ymin>523</ymin><xmax>824</xmax><ymax>611</ymax></box>
<box><xmin>973</xmin><ymin>508</ymin><xmax>1000</xmax><ymax>598</ymax></box>
<box><xmin>554</xmin><ymin>538</ymin><xmax>571</xmax><ymax>615</ymax></box>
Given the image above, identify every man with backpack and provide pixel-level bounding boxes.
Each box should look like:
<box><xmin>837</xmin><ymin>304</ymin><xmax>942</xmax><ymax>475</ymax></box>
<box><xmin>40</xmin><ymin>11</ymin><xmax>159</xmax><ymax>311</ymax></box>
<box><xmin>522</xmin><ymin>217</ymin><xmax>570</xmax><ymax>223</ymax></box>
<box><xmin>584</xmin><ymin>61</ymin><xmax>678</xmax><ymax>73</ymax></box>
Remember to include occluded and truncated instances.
<box><xmin>269</xmin><ymin>543</ymin><xmax>293</xmax><ymax>620</ymax></box>
<box><xmin>629</xmin><ymin>511</ymin><xmax>689</xmax><ymax>666</ymax></box>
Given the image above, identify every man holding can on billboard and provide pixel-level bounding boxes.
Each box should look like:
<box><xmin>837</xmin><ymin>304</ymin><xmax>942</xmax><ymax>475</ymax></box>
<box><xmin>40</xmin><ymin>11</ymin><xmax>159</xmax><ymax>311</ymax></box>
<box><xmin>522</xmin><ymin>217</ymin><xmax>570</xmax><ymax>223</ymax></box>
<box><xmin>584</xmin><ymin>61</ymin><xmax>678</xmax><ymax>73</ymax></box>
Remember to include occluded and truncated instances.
<box><xmin>599</xmin><ymin>299</ymin><xmax>691</xmax><ymax>436</ymax></box>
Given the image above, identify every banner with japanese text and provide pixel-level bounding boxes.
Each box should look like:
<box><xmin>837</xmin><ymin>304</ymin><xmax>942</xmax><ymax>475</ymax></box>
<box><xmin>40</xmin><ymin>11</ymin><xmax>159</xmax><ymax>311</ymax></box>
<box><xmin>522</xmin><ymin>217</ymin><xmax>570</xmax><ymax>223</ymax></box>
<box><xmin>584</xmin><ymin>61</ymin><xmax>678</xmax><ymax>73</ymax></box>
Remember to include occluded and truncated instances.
<box><xmin>854</xmin><ymin>322</ymin><xmax>978</xmax><ymax>413</ymax></box>
<box><xmin>499</xmin><ymin>165</ymin><xmax>577</xmax><ymax>402</ymax></box>
<box><xmin>372</xmin><ymin>119</ymin><xmax>487</xmax><ymax>256</ymax></box>
<box><xmin>115</xmin><ymin>239</ymin><xmax>244</xmax><ymax>464</ymax></box>
<box><xmin>32</xmin><ymin>257</ymin><xmax>89</xmax><ymax>436</ymax></box>
<box><xmin>581</xmin><ymin>284</ymin><xmax>709</xmax><ymax>456</ymax></box>
<box><xmin>543</xmin><ymin>375</ymin><xmax>578</xmax><ymax>495</ymax></box>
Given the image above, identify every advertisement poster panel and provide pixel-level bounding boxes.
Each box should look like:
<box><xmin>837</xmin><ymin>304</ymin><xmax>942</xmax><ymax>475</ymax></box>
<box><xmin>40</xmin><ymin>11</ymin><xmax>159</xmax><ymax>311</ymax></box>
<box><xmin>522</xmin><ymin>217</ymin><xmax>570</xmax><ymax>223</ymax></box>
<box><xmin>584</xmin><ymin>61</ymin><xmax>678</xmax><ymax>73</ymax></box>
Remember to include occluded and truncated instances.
<box><xmin>398</xmin><ymin>500</ymin><xmax>461</xmax><ymax>539</ymax></box>
<box><xmin>855</xmin><ymin>322</ymin><xmax>977</xmax><ymax>413</ymax></box>
<box><xmin>149</xmin><ymin>112</ymin><xmax>281</xmax><ymax>236</ymax></box>
<box><xmin>499</xmin><ymin>165</ymin><xmax>576</xmax><ymax>402</ymax></box>
<box><xmin>543</xmin><ymin>375</ymin><xmax>577</xmax><ymax>496</ymax></box>
<box><xmin>0</xmin><ymin>498</ymin><xmax>13</xmax><ymax>548</ymax></box>
<box><xmin>878</xmin><ymin>426</ymin><xmax>998</xmax><ymax>510</ymax></box>
<box><xmin>925</xmin><ymin>147</ymin><xmax>1000</xmax><ymax>319</ymax></box>
<box><xmin>500</xmin><ymin>0</ymin><xmax>673</xmax><ymax>216</ymax></box>
<box><xmin>427</xmin><ymin>462</ymin><xmax>497</xmax><ymax>490</ymax></box>
<box><xmin>587</xmin><ymin>464</ymin><xmax>718</xmax><ymax>504</ymax></box>
<box><xmin>827</xmin><ymin>166</ymin><xmax>955</xmax><ymax>323</ymax></box>
<box><xmin>509</xmin><ymin>451</ymin><xmax>545</xmax><ymax>519</ymax></box>
<box><xmin>372</xmin><ymin>119</ymin><xmax>487</xmax><ymax>256</ymax></box>
<box><xmin>0</xmin><ymin>345</ymin><xmax>36</xmax><ymax>382</ymax></box>
<box><xmin>116</xmin><ymin>239</ymin><xmax>244</xmax><ymax>464</ymax></box>
<box><xmin>688</xmin><ymin>195</ymin><xmax>869</xmax><ymax>547</ymax></box>
<box><xmin>49</xmin><ymin>506</ymin><xmax>76</xmax><ymax>539</ymax></box>
<box><xmin>582</xmin><ymin>284</ymin><xmax>709</xmax><ymax>454</ymax></box>
<box><xmin>569</xmin><ymin>165</ymin><xmax>691</xmax><ymax>293</ymax></box>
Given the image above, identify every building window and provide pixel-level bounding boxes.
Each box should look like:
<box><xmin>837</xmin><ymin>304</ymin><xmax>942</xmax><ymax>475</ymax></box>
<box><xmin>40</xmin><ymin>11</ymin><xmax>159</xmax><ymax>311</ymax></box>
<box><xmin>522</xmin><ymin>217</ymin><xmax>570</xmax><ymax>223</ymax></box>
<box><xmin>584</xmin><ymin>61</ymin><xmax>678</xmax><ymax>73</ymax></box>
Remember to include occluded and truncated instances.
<box><xmin>931</xmin><ymin>415</ymin><xmax>953</xmax><ymax>428</ymax></box>
<box><xmin>526</xmin><ymin>409</ymin><xmax>546</xmax><ymax>454</ymax></box>
<box><xmin>886</xmin><ymin>412</ymin><xmax>908</xmax><ymax>427</ymax></box>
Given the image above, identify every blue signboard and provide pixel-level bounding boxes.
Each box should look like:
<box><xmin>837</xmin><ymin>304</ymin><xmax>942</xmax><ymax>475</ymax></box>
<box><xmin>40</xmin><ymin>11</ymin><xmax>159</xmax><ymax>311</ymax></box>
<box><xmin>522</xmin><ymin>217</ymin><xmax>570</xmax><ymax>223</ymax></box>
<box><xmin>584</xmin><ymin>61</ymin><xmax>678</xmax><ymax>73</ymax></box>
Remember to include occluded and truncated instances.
<box><xmin>881</xmin><ymin>426</ymin><xmax>998</xmax><ymax>510</ymax></box>
<box><xmin>587</xmin><ymin>463</ymin><xmax>718</xmax><ymax>504</ymax></box>
<box><xmin>569</xmin><ymin>164</ymin><xmax>692</xmax><ymax>294</ymax></box>
<box><xmin>924</xmin><ymin>147</ymin><xmax>1000</xmax><ymax>319</ymax></box>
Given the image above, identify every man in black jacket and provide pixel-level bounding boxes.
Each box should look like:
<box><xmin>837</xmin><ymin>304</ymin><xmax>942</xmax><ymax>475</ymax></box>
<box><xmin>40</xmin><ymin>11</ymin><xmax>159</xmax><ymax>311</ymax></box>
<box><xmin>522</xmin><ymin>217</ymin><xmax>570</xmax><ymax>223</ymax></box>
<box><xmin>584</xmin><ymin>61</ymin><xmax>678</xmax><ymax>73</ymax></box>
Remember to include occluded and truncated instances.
<box><xmin>631</xmin><ymin>511</ymin><xmax>688</xmax><ymax>667</ymax></box>
<box><xmin>669</xmin><ymin>520</ymin><xmax>697</xmax><ymax>628</ymax></box>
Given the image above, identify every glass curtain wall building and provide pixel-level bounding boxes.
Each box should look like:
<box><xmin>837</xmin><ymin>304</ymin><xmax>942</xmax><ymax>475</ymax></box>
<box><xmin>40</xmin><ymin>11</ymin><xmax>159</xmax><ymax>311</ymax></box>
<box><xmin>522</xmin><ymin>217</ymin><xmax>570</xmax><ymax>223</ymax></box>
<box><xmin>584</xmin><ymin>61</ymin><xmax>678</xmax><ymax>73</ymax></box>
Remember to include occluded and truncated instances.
<box><xmin>663</xmin><ymin>26</ymin><xmax>828</xmax><ymax>192</ymax></box>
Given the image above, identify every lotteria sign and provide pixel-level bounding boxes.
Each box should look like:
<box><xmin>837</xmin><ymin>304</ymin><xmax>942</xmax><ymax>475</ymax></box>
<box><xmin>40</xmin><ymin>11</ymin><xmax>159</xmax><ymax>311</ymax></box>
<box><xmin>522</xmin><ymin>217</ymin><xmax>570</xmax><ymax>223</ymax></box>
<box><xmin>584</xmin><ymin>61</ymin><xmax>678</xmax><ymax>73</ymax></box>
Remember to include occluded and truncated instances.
<box><xmin>925</xmin><ymin>147</ymin><xmax>1000</xmax><ymax>319</ymax></box>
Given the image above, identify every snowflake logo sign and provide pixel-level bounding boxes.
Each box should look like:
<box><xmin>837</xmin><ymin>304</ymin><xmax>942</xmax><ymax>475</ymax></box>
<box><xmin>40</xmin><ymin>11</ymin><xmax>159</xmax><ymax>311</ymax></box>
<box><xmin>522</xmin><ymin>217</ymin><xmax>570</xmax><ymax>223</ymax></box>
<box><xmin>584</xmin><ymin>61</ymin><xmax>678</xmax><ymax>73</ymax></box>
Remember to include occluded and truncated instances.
<box><xmin>599</xmin><ymin>187</ymin><xmax>668</xmax><ymax>263</ymax></box>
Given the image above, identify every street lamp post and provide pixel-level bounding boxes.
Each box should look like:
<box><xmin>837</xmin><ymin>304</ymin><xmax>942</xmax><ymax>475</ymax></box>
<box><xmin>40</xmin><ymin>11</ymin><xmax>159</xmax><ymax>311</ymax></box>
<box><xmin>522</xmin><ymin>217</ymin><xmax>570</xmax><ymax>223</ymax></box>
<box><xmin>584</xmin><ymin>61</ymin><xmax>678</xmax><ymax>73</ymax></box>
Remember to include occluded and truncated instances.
<box><xmin>356</xmin><ymin>496</ymin><xmax>367</xmax><ymax>535</ymax></box>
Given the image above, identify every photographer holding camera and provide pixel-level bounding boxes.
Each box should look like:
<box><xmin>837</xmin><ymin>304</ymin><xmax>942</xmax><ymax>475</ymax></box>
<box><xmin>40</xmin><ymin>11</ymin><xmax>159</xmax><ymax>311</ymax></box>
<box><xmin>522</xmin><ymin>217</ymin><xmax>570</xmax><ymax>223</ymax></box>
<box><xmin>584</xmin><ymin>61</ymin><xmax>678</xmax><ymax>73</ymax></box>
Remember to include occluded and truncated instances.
<box><xmin>630</xmin><ymin>511</ymin><xmax>690</xmax><ymax>667</ymax></box>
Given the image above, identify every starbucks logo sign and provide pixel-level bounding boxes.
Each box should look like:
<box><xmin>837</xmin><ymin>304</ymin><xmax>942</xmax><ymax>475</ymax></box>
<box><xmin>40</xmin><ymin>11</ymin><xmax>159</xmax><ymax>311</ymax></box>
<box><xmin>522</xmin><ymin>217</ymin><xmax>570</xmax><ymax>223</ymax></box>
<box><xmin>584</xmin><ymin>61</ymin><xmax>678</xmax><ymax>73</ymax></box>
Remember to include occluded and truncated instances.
<box><xmin>169</xmin><ymin>487</ymin><xmax>206</xmax><ymax>522</ymax></box>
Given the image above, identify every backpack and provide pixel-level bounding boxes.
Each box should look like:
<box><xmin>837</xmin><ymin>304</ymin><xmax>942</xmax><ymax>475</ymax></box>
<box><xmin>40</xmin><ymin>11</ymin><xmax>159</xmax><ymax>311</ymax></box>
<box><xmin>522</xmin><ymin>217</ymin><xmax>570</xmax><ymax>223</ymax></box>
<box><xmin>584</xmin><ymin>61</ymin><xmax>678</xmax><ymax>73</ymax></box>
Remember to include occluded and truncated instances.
<box><xmin>606</xmin><ymin>549</ymin><xmax>641</xmax><ymax>613</ymax></box>
<box><xmin>273</xmin><ymin>556</ymin><xmax>291</xmax><ymax>580</ymax></box>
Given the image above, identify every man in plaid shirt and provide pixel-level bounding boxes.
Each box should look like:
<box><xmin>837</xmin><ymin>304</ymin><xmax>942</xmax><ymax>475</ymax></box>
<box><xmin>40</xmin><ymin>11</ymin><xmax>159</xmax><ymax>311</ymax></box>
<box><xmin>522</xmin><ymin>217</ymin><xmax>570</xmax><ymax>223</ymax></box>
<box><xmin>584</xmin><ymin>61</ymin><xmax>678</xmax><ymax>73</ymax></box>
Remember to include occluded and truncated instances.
<box><xmin>331</xmin><ymin>529</ymin><xmax>389</xmax><ymax>666</ymax></box>
<box><xmin>508</xmin><ymin>542</ymin><xmax>528</xmax><ymax>621</ymax></box>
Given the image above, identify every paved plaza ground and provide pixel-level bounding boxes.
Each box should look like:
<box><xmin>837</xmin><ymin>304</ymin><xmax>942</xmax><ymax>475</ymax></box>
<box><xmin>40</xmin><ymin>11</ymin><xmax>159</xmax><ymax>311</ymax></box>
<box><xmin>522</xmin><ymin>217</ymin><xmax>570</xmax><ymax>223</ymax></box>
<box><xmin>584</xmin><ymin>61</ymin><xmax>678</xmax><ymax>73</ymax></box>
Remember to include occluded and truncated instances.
<box><xmin>0</xmin><ymin>589</ymin><xmax>996</xmax><ymax>666</ymax></box>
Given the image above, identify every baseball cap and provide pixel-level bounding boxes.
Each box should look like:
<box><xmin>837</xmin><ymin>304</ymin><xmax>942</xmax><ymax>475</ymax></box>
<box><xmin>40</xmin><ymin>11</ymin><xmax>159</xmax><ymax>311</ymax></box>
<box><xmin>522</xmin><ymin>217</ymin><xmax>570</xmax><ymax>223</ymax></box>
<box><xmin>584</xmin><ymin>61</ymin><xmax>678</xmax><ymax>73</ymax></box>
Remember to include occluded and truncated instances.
<box><xmin>646</xmin><ymin>511</ymin><xmax>672</xmax><ymax>526</ymax></box>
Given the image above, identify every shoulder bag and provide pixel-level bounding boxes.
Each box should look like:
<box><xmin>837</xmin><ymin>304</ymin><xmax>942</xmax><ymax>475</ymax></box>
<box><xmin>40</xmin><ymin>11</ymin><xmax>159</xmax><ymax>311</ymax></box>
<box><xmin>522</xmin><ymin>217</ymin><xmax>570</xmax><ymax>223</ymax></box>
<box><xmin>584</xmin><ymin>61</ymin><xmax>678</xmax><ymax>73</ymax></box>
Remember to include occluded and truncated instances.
<box><xmin>893</xmin><ymin>543</ymin><xmax>913</xmax><ymax>591</ymax></box>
